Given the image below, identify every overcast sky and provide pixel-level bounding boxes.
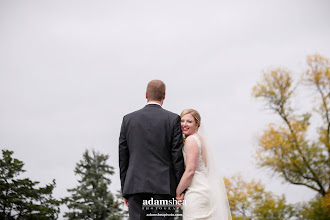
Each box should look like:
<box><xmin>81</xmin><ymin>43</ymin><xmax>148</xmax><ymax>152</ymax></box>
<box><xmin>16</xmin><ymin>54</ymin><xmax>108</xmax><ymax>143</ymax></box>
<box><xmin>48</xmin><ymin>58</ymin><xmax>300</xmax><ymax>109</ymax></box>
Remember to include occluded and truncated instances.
<box><xmin>1</xmin><ymin>0</ymin><xmax>330</xmax><ymax>216</ymax></box>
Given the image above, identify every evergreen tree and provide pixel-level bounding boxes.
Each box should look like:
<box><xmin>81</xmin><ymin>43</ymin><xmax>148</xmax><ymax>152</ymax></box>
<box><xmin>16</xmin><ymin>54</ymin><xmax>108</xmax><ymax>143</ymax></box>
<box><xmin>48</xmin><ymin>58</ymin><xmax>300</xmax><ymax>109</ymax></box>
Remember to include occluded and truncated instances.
<box><xmin>64</xmin><ymin>149</ymin><xmax>124</xmax><ymax>220</ymax></box>
<box><xmin>174</xmin><ymin>206</ymin><xmax>183</xmax><ymax>220</ymax></box>
<box><xmin>114</xmin><ymin>190</ymin><xmax>128</xmax><ymax>219</ymax></box>
<box><xmin>0</xmin><ymin>149</ymin><xmax>61</xmax><ymax>219</ymax></box>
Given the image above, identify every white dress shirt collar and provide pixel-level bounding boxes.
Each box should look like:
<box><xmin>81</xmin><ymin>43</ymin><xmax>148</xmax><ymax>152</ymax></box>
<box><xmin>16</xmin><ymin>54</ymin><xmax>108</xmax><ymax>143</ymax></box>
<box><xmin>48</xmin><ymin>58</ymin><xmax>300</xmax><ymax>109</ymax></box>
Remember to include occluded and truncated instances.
<box><xmin>147</xmin><ymin>102</ymin><xmax>162</xmax><ymax>106</ymax></box>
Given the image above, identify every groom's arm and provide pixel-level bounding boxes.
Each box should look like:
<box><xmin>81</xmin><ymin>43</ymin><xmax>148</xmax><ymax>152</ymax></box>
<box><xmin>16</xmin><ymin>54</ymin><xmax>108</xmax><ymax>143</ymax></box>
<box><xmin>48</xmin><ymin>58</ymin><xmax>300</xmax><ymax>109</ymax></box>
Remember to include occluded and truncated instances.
<box><xmin>119</xmin><ymin>116</ymin><xmax>129</xmax><ymax>198</ymax></box>
<box><xmin>171</xmin><ymin>115</ymin><xmax>185</xmax><ymax>186</ymax></box>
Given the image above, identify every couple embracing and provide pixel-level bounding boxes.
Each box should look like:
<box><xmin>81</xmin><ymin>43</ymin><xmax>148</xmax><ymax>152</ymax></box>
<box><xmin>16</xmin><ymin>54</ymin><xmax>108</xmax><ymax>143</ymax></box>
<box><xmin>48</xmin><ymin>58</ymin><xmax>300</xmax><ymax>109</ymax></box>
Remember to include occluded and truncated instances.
<box><xmin>119</xmin><ymin>80</ymin><xmax>232</xmax><ymax>220</ymax></box>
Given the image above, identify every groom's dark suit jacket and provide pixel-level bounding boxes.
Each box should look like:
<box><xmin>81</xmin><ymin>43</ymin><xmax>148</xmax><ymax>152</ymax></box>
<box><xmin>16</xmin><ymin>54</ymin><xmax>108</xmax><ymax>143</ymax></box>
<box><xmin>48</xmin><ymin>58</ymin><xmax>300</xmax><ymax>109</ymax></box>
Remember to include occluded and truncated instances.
<box><xmin>119</xmin><ymin>104</ymin><xmax>185</xmax><ymax>198</ymax></box>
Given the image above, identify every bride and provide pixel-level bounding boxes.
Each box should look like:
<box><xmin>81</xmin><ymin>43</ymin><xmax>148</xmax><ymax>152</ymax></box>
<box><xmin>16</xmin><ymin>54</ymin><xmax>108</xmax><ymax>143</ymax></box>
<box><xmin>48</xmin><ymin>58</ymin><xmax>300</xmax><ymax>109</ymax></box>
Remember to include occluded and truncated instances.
<box><xmin>176</xmin><ymin>109</ymin><xmax>232</xmax><ymax>220</ymax></box>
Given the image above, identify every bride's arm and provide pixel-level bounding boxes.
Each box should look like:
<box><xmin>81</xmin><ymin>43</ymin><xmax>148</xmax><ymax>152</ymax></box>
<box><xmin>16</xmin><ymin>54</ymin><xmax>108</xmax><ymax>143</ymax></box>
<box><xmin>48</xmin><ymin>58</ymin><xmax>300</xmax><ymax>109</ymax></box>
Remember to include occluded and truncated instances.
<box><xmin>176</xmin><ymin>137</ymin><xmax>198</xmax><ymax>196</ymax></box>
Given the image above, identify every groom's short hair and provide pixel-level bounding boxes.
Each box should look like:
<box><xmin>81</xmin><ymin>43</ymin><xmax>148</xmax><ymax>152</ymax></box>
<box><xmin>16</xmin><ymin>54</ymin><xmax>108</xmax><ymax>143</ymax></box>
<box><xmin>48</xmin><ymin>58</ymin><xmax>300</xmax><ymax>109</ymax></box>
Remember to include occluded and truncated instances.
<box><xmin>146</xmin><ymin>80</ymin><xmax>166</xmax><ymax>101</ymax></box>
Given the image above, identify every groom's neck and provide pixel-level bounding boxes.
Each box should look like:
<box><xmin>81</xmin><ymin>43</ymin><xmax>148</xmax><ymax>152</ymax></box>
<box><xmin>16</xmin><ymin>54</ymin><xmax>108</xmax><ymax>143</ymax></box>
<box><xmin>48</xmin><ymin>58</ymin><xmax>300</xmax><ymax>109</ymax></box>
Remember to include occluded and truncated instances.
<box><xmin>147</xmin><ymin>100</ymin><xmax>163</xmax><ymax>106</ymax></box>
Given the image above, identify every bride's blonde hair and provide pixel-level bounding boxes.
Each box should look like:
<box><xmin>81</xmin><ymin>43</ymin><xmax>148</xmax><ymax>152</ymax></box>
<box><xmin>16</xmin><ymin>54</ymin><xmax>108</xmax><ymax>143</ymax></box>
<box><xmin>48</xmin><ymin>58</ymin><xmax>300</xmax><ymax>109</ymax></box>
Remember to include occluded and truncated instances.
<box><xmin>180</xmin><ymin>109</ymin><xmax>201</xmax><ymax>127</ymax></box>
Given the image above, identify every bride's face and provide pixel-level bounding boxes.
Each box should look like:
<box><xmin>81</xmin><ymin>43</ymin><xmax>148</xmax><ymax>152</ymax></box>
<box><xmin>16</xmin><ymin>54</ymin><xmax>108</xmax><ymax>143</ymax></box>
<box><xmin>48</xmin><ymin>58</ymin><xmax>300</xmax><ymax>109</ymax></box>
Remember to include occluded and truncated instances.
<box><xmin>181</xmin><ymin>114</ymin><xmax>198</xmax><ymax>136</ymax></box>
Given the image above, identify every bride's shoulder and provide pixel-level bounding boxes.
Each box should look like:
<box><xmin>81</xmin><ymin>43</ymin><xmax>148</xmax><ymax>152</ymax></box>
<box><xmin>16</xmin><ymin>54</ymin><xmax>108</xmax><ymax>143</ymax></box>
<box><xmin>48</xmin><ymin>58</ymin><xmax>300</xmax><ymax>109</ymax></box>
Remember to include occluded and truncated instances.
<box><xmin>189</xmin><ymin>133</ymin><xmax>203</xmax><ymax>142</ymax></box>
<box><xmin>185</xmin><ymin>135</ymin><xmax>201</xmax><ymax>146</ymax></box>
<box><xmin>185</xmin><ymin>135</ymin><xmax>197</xmax><ymax>143</ymax></box>
<box><xmin>184</xmin><ymin>136</ymin><xmax>198</xmax><ymax>153</ymax></box>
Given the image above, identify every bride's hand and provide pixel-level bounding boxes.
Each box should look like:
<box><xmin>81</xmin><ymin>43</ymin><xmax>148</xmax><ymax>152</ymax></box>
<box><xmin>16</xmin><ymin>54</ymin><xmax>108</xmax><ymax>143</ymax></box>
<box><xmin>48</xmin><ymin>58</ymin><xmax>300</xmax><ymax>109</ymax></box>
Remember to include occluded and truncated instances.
<box><xmin>175</xmin><ymin>193</ymin><xmax>184</xmax><ymax>207</ymax></box>
<box><xmin>178</xmin><ymin>193</ymin><xmax>184</xmax><ymax>200</ymax></box>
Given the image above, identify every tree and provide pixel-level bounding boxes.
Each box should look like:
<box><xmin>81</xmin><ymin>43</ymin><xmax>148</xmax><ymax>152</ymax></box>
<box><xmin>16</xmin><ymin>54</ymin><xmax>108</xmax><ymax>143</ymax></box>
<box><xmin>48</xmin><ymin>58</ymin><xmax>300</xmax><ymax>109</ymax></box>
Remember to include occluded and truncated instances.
<box><xmin>252</xmin><ymin>54</ymin><xmax>330</xmax><ymax>197</ymax></box>
<box><xmin>63</xmin><ymin>149</ymin><xmax>124</xmax><ymax>220</ymax></box>
<box><xmin>0</xmin><ymin>149</ymin><xmax>61</xmax><ymax>219</ymax></box>
<box><xmin>174</xmin><ymin>205</ymin><xmax>183</xmax><ymax>220</ymax></box>
<box><xmin>114</xmin><ymin>190</ymin><xmax>128</xmax><ymax>219</ymax></box>
<box><xmin>296</xmin><ymin>194</ymin><xmax>330</xmax><ymax>220</ymax></box>
<box><xmin>224</xmin><ymin>174</ymin><xmax>295</xmax><ymax>220</ymax></box>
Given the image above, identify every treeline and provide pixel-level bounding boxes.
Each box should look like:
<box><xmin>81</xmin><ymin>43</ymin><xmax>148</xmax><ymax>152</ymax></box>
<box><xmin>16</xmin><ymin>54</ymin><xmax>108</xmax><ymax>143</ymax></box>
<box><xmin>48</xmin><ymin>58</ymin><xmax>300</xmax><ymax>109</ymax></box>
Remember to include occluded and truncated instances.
<box><xmin>1</xmin><ymin>146</ymin><xmax>328</xmax><ymax>220</ymax></box>
<box><xmin>0</xmin><ymin>149</ymin><xmax>127</xmax><ymax>219</ymax></box>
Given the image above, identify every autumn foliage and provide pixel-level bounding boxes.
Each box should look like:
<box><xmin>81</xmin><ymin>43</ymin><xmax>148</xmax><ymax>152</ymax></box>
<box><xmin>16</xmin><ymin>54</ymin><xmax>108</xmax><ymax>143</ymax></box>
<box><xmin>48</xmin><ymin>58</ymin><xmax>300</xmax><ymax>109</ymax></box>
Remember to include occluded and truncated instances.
<box><xmin>251</xmin><ymin>54</ymin><xmax>330</xmax><ymax>218</ymax></box>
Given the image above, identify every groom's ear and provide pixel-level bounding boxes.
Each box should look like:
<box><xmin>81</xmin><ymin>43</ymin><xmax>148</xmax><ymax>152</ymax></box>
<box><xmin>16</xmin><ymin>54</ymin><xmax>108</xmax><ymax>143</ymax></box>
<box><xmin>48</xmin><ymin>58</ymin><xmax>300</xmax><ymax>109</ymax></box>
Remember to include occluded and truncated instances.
<box><xmin>146</xmin><ymin>92</ymin><xmax>148</xmax><ymax>100</ymax></box>
<box><xmin>163</xmin><ymin>93</ymin><xmax>166</xmax><ymax>100</ymax></box>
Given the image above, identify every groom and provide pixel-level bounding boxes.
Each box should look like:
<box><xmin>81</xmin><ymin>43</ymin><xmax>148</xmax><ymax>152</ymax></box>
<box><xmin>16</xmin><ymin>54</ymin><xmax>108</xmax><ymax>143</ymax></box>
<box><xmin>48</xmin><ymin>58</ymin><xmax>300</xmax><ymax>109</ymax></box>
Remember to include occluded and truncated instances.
<box><xmin>119</xmin><ymin>80</ymin><xmax>185</xmax><ymax>219</ymax></box>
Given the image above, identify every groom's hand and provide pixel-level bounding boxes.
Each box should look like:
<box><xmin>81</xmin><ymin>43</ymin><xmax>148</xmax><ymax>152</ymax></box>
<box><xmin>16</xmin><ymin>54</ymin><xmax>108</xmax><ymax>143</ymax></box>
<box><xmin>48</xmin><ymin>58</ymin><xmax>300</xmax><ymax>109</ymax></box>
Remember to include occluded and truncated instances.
<box><xmin>124</xmin><ymin>198</ymin><xmax>129</xmax><ymax>207</ymax></box>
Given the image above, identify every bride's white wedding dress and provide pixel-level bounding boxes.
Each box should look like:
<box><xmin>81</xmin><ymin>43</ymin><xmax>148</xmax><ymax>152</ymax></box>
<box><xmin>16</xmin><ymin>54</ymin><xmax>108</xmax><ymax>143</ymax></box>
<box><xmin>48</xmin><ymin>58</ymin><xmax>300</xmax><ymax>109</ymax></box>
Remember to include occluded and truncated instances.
<box><xmin>182</xmin><ymin>134</ymin><xmax>232</xmax><ymax>220</ymax></box>
<box><xmin>182</xmin><ymin>135</ymin><xmax>213</xmax><ymax>219</ymax></box>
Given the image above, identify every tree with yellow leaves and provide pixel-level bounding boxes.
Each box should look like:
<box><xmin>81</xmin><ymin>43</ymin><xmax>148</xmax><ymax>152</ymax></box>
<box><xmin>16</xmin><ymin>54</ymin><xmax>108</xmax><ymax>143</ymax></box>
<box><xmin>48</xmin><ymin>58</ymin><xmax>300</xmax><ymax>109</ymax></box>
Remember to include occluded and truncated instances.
<box><xmin>252</xmin><ymin>54</ymin><xmax>330</xmax><ymax>217</ymax></box>
<box><xmin>296</xmin><ymin>194</ymin><xmax>330</xmax><ymax>219</ymax></box>
<box><xmin>224</xmin><ymin>174</ymin><xmax>295</xmax><ymax>220</ymax></box>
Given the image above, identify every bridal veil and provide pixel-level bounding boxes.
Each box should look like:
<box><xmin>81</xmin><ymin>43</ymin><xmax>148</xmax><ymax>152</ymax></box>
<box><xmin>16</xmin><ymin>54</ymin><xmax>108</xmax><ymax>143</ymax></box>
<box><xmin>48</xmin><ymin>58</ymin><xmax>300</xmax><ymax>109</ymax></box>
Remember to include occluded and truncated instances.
<box><xmin>199</xmin><ymin>125</ymin><xmax>232</xmax><ymax>220</ymax></box>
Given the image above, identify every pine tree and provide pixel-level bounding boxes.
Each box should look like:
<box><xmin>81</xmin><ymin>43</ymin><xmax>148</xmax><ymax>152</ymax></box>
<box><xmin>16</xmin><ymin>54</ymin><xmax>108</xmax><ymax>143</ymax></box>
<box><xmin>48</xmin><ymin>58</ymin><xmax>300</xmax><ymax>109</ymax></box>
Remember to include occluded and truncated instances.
<box><xmin>0</xmin><ymin>149</ymin><xmax>61</xmax><ymax>219</ymax></box>
<box><xmin>64</xmin><ymin>149</ymin><xmax>124</xmax><ymax>220</ymax></box>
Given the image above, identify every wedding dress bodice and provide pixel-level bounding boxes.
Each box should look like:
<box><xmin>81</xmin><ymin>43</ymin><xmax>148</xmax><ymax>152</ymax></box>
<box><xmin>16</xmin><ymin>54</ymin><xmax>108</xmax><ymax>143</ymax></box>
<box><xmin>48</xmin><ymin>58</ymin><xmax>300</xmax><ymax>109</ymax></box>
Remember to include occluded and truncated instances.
<box><xmin>183</xmin><ymin>134</ymin><xmax>207</xmax><ymax>173</ymax></box>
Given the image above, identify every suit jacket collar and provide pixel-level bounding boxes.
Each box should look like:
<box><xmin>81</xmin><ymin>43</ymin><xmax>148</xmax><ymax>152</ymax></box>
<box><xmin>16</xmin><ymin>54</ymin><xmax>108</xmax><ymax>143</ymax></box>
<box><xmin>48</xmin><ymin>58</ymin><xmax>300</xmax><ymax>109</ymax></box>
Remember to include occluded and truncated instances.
<box><xmin>144</xmin><ymin>103</ymin><xmax>162</xmax><ymax>108</ymax></box>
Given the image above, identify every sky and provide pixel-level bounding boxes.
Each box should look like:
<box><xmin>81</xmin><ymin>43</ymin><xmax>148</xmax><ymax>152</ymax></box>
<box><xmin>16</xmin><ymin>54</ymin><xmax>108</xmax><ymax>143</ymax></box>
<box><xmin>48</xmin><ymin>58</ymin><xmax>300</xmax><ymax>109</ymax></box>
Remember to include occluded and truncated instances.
<box><xmin>1</xmin><ymin>0</ymin><xmax>330</xmax><ymax>217</ymax></box>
